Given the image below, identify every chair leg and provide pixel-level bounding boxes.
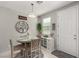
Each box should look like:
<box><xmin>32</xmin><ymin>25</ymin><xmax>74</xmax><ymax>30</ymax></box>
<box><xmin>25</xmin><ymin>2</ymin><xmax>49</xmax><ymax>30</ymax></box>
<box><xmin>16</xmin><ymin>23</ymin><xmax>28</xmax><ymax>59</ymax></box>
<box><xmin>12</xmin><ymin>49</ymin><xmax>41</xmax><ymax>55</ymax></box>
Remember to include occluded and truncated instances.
<box><xmin>22</xmin><ymin>50</ymin><xmax>24</xmax><ymax>58</ymax></box>
<box><xmin>11</xmin><ymin>49</ymin><xmax>13</xmax><ymax>58</ymax></box>
<box><xmin>10</xmin><ymin>46</ymin><xmax>14</xmax><ymax>58</ymax></box>
<box><xmin>24</xmin><ymin>51</ymin><xmax>26</xmax><ymax>58</ymax></box>
<box><xmin>31</xmin><ymin>51</ymin><xmax>32</xmax><ymax>58</ymax></box>
<box><xmin>24</xmin><ymin>50</ymin><xmax>28</xmax><ymax>58</ymax></box>
<box><xmin>20</xmin><ymin>49</ymin><xmax>23</xmax><ymax>55</ymax></box>
<box><xmin>20</xmin><ymin>49</ymin><xmax>25</xmax><ymax>57</ymax></box>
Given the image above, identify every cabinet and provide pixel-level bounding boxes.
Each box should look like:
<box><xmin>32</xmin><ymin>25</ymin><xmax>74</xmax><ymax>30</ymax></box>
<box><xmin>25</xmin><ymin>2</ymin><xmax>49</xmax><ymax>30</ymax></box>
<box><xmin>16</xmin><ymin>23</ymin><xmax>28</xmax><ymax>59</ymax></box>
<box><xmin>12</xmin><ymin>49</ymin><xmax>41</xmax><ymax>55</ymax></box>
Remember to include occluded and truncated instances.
<box><xmin>41</xmin><ymin>37</ymin><xmax>55</xmax><ymax>53</ymax></box>
<box><xmin>41</xmin><ymin>38</ymin><xmax>47</xmax><ymax>48</ymax></box>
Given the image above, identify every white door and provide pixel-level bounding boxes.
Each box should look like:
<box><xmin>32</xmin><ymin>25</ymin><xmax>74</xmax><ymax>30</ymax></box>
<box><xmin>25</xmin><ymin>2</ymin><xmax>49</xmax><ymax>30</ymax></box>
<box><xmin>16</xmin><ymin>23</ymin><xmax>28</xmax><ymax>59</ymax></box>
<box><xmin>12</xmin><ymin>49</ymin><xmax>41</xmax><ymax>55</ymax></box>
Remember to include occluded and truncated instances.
<box><xmin>57</xmin><ymin>5</ymin><xmax>78</xmax><ymax>57</ymax></box>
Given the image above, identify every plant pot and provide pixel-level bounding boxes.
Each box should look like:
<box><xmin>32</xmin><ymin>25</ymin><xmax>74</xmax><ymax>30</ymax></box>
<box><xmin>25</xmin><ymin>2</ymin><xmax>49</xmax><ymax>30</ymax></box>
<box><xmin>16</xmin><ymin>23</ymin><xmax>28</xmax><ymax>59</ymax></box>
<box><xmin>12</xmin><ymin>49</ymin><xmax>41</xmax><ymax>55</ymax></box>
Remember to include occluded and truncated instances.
<box><xmin>37</xmin><ymin>32</ymin><xmax>42</xmax><ymax>38</ymax></box>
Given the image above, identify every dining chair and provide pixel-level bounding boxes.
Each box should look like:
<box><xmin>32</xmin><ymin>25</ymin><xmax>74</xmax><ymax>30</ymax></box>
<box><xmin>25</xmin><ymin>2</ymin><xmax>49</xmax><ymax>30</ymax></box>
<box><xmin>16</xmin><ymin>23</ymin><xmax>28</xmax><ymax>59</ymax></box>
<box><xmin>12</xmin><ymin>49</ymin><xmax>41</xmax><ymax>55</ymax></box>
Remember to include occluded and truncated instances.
<box><xmin>9</xmin><ymin>39</ymin><xmax>25</xmax><ymax>58</ymax></box>
<box><xmin>19</xmin><ymin>34</ymin><xmax>31</xmax><ymax>58</ymax></box>
<box><xmin>31</xmin><ymin>39</ymin><xmax>41</xmax><ymax>58</ymax></box>
<box><xmin>24</xmin><ymin>42</ymin><xmax>31</xmax><ymax>58</ymax></box>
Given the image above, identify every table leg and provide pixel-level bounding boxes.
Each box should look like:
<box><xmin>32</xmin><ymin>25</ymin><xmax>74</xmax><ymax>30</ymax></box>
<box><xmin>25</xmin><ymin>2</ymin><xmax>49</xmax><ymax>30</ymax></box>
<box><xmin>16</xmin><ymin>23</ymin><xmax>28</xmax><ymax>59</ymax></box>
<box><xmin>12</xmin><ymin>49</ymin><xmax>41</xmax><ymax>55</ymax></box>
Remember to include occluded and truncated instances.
<box><xmin>25</xmin><ymin>43</ymin><xmax>27</xmax><ymax>58</ymax></box>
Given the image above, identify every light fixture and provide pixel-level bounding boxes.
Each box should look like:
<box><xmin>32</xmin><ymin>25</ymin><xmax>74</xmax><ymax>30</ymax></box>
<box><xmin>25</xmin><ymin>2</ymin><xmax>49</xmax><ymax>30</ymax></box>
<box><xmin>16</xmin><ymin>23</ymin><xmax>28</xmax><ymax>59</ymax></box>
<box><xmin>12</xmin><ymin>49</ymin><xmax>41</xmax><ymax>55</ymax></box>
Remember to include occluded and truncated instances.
<box><xmin>28</xmin><ymin>3</ymin><xmax>36</xmax><ymax>18</ymax></box>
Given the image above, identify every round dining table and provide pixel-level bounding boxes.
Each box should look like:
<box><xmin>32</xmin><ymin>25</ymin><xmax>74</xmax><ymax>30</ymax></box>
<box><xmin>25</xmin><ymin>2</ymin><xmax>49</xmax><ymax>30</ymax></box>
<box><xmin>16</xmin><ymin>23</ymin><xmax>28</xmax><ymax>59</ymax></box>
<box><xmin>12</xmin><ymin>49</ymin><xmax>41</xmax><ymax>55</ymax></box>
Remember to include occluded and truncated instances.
<box><xmin>17</xmin><ymin>39</ymin><xmax>32</xmax><ymax>57</ymax></box>
<box><xmin>16</xmin><ymin>37</ymin><xmax>39</xmax><ymax>58</ymax></box>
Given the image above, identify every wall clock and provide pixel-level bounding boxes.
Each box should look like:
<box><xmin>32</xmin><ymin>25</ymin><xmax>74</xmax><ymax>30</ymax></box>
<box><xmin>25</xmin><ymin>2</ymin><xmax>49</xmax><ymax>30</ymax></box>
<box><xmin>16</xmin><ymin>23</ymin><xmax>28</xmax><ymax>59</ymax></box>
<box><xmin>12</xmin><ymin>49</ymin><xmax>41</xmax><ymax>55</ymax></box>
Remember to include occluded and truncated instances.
<box><xmin>15</xmin><ymin>21</ymin><xmax>29</xmax><ymax>33</ymax></box>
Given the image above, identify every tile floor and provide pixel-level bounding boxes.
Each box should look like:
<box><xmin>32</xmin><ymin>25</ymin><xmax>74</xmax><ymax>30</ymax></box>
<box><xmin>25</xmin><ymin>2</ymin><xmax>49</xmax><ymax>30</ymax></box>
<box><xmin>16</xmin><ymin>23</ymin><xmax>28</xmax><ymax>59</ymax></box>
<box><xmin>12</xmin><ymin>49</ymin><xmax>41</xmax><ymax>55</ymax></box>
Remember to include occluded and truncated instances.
<box><xmin>0</xmin><ymin>47</ymin><xmax>57</xmax><ymax>58</ymax></box>
<box><xmin>41</xmin><ymin>47</ymin><xmax>57</xmax><ymax>58</ymax></box>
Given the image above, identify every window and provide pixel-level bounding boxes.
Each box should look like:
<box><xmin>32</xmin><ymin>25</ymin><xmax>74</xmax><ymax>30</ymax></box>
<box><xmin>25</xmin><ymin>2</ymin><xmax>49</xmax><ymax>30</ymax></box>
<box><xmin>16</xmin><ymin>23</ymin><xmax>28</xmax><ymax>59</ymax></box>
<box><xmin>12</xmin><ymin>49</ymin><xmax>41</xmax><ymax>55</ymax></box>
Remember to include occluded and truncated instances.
<box><xmin>42</xmin><ymin>17</ymin><xmax>51</xmax><ymax>35</ymax></box>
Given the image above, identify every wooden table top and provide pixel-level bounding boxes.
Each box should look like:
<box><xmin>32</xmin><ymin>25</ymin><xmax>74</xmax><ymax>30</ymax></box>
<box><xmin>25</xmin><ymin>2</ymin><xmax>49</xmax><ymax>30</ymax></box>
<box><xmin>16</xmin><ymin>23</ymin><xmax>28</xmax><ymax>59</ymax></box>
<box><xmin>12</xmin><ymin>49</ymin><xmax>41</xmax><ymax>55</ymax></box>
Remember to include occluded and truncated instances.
<box><xmin>17</xmin><ymin>39</ymin><xmax>31</xmax><ymax>43</ymax></box>
<box><xmin>17</xmin><ymin>37</ymin><xmax>39</xmax><ymax>43</ymax></box>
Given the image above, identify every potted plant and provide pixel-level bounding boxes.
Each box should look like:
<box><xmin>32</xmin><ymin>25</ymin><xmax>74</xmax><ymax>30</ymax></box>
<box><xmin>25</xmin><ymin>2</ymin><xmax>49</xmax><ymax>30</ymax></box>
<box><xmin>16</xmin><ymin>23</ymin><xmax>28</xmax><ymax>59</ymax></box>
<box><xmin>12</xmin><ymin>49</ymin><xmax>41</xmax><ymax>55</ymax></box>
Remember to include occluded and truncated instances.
<box><xmin>37</xmin><ymin>23</ymin><xmax>42</xmax><ymax>38</ymax></box>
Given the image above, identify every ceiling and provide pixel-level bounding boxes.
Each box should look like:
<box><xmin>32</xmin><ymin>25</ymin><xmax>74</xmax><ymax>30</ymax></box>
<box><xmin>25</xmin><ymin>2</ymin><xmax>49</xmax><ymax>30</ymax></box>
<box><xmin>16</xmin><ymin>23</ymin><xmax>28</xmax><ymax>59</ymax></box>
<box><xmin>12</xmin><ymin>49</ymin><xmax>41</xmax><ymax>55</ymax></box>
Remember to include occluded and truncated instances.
<box><xmin>0</xmin><ymin>1</ymin><xmax>74</xmax><ymax>16</ymax></box>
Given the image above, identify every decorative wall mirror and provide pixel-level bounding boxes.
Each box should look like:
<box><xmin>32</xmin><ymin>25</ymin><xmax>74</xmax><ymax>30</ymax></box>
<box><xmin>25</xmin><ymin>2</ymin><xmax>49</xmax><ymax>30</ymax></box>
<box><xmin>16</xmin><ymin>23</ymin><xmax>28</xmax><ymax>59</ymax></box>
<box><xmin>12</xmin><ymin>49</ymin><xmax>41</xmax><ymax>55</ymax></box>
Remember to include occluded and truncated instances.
<box><xmin>15</xmin><ymin>21</ymin><xmax>29</xmax><ymax>33</ymax></box>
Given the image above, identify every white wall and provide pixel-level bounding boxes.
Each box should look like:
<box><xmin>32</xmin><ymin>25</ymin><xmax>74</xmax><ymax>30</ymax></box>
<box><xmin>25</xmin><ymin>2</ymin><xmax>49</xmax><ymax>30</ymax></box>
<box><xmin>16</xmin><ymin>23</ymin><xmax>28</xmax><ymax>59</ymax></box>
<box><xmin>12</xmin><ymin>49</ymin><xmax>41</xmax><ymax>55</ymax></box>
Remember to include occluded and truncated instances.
<box><xmin>0</xmin><ymin>7</ymin><xmax>37</xmax><ymax>53</ymax></box>
<box><xmin>27</xmin><ymin>17</ymin><xmax>37</xmax><ymax>39</ymax></box>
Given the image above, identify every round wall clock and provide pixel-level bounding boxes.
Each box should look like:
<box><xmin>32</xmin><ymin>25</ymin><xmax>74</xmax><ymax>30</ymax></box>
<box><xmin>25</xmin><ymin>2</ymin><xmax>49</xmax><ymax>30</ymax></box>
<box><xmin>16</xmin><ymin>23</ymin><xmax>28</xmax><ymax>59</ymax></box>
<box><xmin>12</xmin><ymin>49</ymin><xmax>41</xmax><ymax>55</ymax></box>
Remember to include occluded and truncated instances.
<box><xmin>15</xmin><ymin>21</ymin><xmax>29</xmax><ymax>33</ymax></box>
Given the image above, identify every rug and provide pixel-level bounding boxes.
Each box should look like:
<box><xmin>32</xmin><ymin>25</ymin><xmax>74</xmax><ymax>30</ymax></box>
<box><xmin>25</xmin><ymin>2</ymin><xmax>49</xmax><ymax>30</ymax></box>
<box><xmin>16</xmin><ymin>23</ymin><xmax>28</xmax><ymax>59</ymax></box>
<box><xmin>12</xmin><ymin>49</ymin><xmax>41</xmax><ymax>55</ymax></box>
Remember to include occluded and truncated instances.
<box><xmin>52</xmin><ymin>50</ymin><xmax>76</xmax><ymax>58</ymax></box>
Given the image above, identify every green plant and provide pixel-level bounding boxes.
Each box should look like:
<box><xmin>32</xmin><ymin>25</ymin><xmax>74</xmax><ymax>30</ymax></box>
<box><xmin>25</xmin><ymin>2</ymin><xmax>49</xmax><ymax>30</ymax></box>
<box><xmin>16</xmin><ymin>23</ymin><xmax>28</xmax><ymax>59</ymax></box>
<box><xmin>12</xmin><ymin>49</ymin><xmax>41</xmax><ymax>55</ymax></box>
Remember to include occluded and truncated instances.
<box><xmin>37</xmin><ymin>23</ymin><xmax>42</xmax><ymax>33</ymax></box>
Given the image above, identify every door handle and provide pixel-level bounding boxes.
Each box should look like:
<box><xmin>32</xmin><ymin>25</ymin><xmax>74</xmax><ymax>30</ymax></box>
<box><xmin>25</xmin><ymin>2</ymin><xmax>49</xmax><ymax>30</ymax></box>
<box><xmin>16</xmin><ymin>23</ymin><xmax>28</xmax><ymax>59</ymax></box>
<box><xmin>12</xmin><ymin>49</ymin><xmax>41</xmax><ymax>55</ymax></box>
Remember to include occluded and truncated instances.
<box><xmin>74</xmin><ymin>35</ymin><xmax>77</xmax><ymax>36</ymax></box>
<box><xmin>74</xmin><ymin>38</ymin><xmax>77</xmax><ymax>39</ymax></box>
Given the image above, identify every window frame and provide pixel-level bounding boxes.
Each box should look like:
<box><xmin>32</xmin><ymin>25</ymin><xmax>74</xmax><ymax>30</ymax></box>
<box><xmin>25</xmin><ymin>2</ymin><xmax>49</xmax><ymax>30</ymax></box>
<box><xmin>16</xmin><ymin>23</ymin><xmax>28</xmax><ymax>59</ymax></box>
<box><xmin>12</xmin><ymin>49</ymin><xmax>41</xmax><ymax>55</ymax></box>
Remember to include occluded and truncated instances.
<box><xmin>42</xmin><ymin>17</ymin><xmax>51</xmax><ymax>35</ymax></box>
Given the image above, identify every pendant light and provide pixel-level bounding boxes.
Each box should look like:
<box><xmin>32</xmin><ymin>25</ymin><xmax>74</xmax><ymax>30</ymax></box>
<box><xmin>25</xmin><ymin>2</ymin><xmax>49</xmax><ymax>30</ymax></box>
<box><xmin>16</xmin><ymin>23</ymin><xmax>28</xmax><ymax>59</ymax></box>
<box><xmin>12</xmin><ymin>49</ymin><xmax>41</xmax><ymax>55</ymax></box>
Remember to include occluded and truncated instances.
<box><xmin>28</xmin><ymin>3</ymin><xmax>36</xmax><ymax>18</ymax></box>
